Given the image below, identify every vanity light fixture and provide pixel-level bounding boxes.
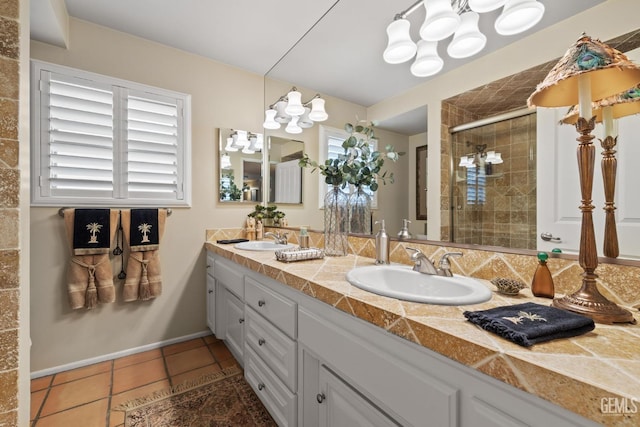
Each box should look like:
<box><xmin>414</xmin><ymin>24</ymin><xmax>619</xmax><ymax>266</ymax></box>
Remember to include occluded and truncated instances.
<box><xmin>263</xmin><ymin>87</ymin><xmax>328</xmax><ymax>133</ymax></box>
<box><xmin>383</xmin><ymin>0</ymin><xmax>544</xmax><ymax>77</ymax></box>
<box><xmin>225</xmin><ymin>130</ymin><xmax>263</xmax><ymax>154</ymax></box>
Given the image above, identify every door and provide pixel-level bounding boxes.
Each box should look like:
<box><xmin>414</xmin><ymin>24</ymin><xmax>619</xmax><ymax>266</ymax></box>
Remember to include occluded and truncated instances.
<box><xmin>275</xmin><ymin>159</ymin><xmax>302</xmax><ymax>203</ymax></box>
<box><xmin>206</xmin><ymin>274</ymin><xmax>215</xmax><ymax>333</ymax></box>
<box><xmin>318</xmin><ymin>365</ymin><xmax>400</xmax><ymax>427</ymax></box>
<box><xmin>222</xmin><ymin>288</ymin><xmax>244</xmax><ymax>364</ymax></box>
<box><xmin>536</xmin><ymin>107</ymin><xmax>640</xmax><ymax>259</ymax></box>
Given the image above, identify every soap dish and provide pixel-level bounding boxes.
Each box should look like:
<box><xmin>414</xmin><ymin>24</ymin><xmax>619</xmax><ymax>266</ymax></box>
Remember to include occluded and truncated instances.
<box><xmin>275</xmin><ymin>247</ymin><xmax>325</xmax><ymax>263</ymax></box>
<box><xmin>491</xmin><ymin>277</ymin><xmax>527</xmax><ymax>295</ymax></box>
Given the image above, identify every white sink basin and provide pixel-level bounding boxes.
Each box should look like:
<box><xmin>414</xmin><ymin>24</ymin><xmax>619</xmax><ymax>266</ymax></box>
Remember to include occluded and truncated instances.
<box><xmin>234</xmin><ymin>241</ymin><xmax>295</xmax><ymax>251</ymax></box>
<box><xmin>346</xmin><ymin>265</ymin><xmax>492</xmax><ymax>305</ymax></box>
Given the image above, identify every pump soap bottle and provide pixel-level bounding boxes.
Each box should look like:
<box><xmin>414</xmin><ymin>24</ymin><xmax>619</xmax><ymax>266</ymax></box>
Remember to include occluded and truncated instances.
<box><xmin>531</xmin><ymin>252</ymin><xmax>555</xmax><ymax>298</ymax></box>
<box><xmin>375</xmin><ymin>220</ymin><xmax>390</xmax><ymax>264</ymax></box>
<box><xmin>397</xmin><ymin>219</ymin><xmax>412</xmax><ymax>240</ymax></box>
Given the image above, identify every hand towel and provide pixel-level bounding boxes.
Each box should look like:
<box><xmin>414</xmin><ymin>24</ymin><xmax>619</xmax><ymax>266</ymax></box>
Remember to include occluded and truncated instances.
<box><xmin>121</xmin><ymin>209</ymin><xmax>167</xmax><ymax>302</ymax></box>
<box><xmin>64</xmin><ymin>209</ymin><xmax>119</xmax><ymax>309</ymax></box>
<box><xmin>463</xmin><ymin>302</ymin><xmax>595</xmax><ymax>347</ymax></box>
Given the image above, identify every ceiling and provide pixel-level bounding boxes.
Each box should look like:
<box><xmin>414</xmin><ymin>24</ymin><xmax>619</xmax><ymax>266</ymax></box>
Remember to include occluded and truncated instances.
<box><xmin>31</xmin><ymin>0</ymin><xmax>607</xmax><ymax>134</ymax></box>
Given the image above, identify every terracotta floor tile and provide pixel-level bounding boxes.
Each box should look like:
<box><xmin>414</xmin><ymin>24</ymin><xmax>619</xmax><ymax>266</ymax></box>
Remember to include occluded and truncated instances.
<box><xmin>170</xmin><ymin>363</ymin><xmax>222</xmax><ymax>387</ymax></box>
<box><xmin>109</xmin><ymin>379</ymin><xmax>170</xmax><ymax>409</ymax></box>
<box><xmin>31</xmin><ymin>389</ymin><xmax>47</xmax><ymax>421</ymax></box>
<box><xmin>209</xmin><ymin>341</ymin><xmax>234</xmax><ymax>362</ymax></box>
<box><xmin>202</xmin><ymin>334</ymin><xmax>219</xmax><ymax>345</ymax></box>
<box><xmin>165</xmin><ymin>346</ymin><xmax>215</xmax><ymax>377</ymax></box>
<box><xmin>161</xmin><ymin>337</ymin><xmax>205</xmax><ymax>356</ymax></box>
<box><xmin>112</xmin><ymin>357</ymin><xmax>167</xmax><ymax>394</ymax></box>
<box><xmin>113</xmin><ymin>348</ymin><xmax>162</xmax><ymax>370</ymax></box>
<box><xmin>40</xmin><ymin>372</ymin><xmax>111</xmax><ymax>417</ymax></box>
<box><xmin>31</xmin><ymin>375</ymin><xmax>53</xmax><ymax>393</ymax></box>
<box><xmin>220</xmin><ymin>357</ymin><xmax>241</xmax><ymax>369</ymax></box>
<box><xmin>52</xmin><ymin>361</ymin><xmax>112</xmax><ymax>386</ymax></box>
<box><xmin>36</xmin><ymin>399</ymin><xmax>109</xmax><ymax>427</ymax></box>
<box><xmin>108</xmin><ymin>409</ymin><xmax>124</xmax><ymax>427</ymax></box>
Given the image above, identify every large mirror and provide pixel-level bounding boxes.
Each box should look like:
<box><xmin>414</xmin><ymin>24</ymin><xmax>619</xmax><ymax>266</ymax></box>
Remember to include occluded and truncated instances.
<box><xmin>263</xmin><ymin>1</ymin><xmax>640</xmax><ymax>262</ymax></box>
<box><xmin>218</xmin><ymin>128</ymin><xmax>264</xmax><ymax>203</ymax></box>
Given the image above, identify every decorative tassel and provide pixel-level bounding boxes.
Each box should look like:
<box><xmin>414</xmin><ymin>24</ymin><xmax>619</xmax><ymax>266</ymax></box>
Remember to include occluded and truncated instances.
<box><xmin>85</xmin><ymin>265</ymin><xmax>98</xmax><ymax>309</ymax></box>
<box><xmin>139</xmin><ymin>259</ymin><xmax>151</xmax><ymax>300</ymax></box>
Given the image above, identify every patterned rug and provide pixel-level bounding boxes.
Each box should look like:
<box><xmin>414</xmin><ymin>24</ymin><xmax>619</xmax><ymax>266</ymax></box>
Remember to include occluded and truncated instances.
<box><xmin>114</xmin><ymin>366</ymin><xmax>276</xmax><ymax>426</ymax></box>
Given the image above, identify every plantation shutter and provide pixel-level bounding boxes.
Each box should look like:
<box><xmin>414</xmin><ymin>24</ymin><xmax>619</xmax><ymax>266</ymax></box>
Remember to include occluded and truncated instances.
<box><xmin>42</xmin><ymin>71</ymin><xmax>115</xmax><ymax>198</ymax></box>
<box><xmin>124</xmin><ymin>90</ymin><xmax>183</xmax><ymax>200</ymax></box>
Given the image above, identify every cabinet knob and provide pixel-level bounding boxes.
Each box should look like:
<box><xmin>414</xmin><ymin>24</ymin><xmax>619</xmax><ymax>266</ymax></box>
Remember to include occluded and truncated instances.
<box><xmin>208</xmin><ymin>289</ymin><xmax>213</xmax><ymax>294</ymax></box>
<box><xmin>316</xmin><ymin>393</ymin><xmax>326</xmax><ymax>403</ymax></box>
<box><xmin>239</xmin><ymin>318</ymin><xmax>244</xmax><ymax>324</ymax></box>
<box><xmin>258</xmin><ymin>382</ymin><xmax>265</xmax><ymax>391</ymax></box>
<box><xmin>258</xmin><ymin>299</ymin><xmax>266</xmax><ymax>307</ymax></box>
<box><xmin>258</xmin><ymin>338</ymin><xmax>265</xmax><ymax>346</ymax></box>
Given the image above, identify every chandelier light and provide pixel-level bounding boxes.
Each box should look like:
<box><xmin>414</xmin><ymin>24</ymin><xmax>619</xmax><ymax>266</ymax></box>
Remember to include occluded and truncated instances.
<box><xmin>263</xmin><ymin>87</ymin><xmax>328</xmax><ymax>134</ymax></box>
<box><xmin>384</xmin><ymin>0</ymin><xmax>545</xmax><ymax>77</ymax></box>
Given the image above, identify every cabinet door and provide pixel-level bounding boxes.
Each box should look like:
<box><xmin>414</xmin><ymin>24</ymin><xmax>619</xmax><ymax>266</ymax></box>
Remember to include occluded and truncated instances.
<box><xmin>206</xmin><ymin>274</ymin><xmax>215</xmax><ymax>333</ymax></box>
<box><xmin>318</xmin><ymin>365</ymin><xmax>400</xmax><ymax>427</ymax></box>
<box><xmin>222</xmin><ymin>288</ymin><xmax>244</xmax><ymax>364</ymax></box>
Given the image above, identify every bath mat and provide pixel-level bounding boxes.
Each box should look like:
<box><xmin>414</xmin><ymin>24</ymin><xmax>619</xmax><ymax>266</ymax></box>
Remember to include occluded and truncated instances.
<box><xmin>114</xmin><ymin>366</ymin><xmax>276</xmax><ymax>426</ymax></box>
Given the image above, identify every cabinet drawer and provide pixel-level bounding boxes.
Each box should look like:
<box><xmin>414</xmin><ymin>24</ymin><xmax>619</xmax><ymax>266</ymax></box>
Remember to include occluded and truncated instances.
<box><xmin>245</xmin><ymin>277</ymin><xmax>296</xmax><ymax>338</ymax></box>
<box><xmin>206</xmin><ymin>251</ymin><xmax>215</xmax><ymax>279</ymax></box>
<box><xmin>245</xmin><ymin>346</ymin><xmax>296</xmax><ymax>427</ymax></box>
<box><xmin>246</xmin><ymin>306</ymin><xmax>297</xmax><ymax>392</ymax></box>
<box><xmin>214</xmin><ymin>258</ymin><xmax>243</xmax><ymax>299</ymax></box>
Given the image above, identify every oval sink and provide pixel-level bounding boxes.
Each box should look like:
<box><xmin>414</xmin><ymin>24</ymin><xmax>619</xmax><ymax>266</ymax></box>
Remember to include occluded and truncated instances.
<box><xmin>346</xmin><ymin>265</ymin><xmax>492</xmax><ymax>305</ymax></box>
<box><xmin>235</xmin><ymin>241</ymin><xmax>295</xmax><ymax>251</ymax></box>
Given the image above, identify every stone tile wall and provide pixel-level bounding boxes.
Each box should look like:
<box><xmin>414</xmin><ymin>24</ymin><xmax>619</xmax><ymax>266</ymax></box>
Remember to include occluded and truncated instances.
<box><xmin>0</xmin><ymin>0</ymin><xmax>20</xmax><ymax>424</ymax></box>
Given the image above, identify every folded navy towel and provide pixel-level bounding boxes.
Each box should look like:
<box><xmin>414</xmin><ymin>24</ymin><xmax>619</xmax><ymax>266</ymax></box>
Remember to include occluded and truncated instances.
<box><xmin>129</xmin><ymin>209</ymin><xmax>159</xmax><ymax>252</ymax></box>
<box><xmin>463</xmin><ymin>302</ymin><xmax>595</xmax><ymax>347</ymax></box>
<box><xmin>73</xmin><ymin>209</ymin><xmax>111</xmax><ymax>255</ymax></box>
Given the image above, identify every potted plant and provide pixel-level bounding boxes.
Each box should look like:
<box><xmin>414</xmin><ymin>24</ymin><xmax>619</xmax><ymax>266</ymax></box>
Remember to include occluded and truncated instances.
<box><xmin>248</xmin><ymin>204</ymin><xmax>285</xmax><ymax>226</ymax></box>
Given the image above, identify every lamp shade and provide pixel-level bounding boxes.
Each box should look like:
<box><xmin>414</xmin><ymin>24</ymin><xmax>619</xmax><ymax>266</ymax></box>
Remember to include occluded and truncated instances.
<box><xmin>411</xmin><ymin>40</ymin><xmax>444</xmax><ymax>77</ymax></box>
<box><xmin>285</xmin><ymin>116</ymin><xmax>302</xmax><ymax>134</ymax></box>
<box><xmin>528</xmin><ymin>35</ymin><xmax>640</xmax><ymax>109</ymax></box>
<box><xmin>447</xmin><ymin>11</ymin><xmax>486</xmax><ymax>59</ymax></box>
<box><xmin>224</xmin><ymin>137</ymin><xmax>238</xmax><ymax>152</ymax></box>
<box><xmin>469</xmin><ymin>0</ymin><xmax>506</xmax><ymax>13</ymax></box>
<box><xmin>308</xmin><ymin>97</ymin><xmax>328</xmax><ymax>121</ymax></box>
<box><xmin>298</xmin><ymin>107</ymin><xmax>314</xmax><ymax>128</ymax></box>
<box><xmin>274</xmin><ymin>100</ymin><xmax>291</xmax><ymax>123</ymax></box>
<box><xmin>495</xmin><ymin>0</ymin><xmax>544</xmax><ymax>36</ymax></box>
<box><xmin>263</xmin><ymin>108</ymin><xmax>280</xmax><ymax>129</ymax></box>
<box><xmin>220</xmin><ymin>153</ymin><xmax>231</xmax><ymax>169</ymax></box>
<box><xmin>420</xmin><ymin>0</ymin><xmax>461</xmax><ymax>42</ymax></box>
<box><xmin>383</xmin><ymin>19</ymin><xmax>417</xmax><ymax>64</ymax></box>
<box><xmin>285</xmin><ymin>89</ymin><xmax>305</xmax><ymax>116</ymax></box>
<box><xmin>561</xmin><ymin>85</ymin><xmax>640</xmax><ymax>125</ymax></box>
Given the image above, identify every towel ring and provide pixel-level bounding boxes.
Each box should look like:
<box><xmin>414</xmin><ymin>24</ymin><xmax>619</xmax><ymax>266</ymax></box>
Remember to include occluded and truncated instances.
<box><xmin>58</xmin><ymin>207</ymin><xmax>173</xmax><ymax>217</ymax></box>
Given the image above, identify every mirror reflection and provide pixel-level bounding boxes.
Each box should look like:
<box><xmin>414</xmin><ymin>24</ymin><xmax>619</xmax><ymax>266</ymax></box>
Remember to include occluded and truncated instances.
<box><xmin>218</xmin><ymin>128</ymin><xmax>263</xmax><ymax>203</ymax></box>
<box><xmin>268</xmin><ymin>136</ymin><xmax>304</xmax><ymax>204</ymax></box>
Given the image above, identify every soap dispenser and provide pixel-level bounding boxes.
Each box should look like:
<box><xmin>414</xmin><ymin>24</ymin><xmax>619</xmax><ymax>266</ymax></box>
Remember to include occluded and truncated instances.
<box><xmin>531</xmin><ymin>252</ymin><xmax>555</xmax><ymax>298</ymax></box>
<box><xmin>397</xmin><ymin>219</ymin><xmax>412</xmax><ymax>240</ymax></box>
<box><xmin>375</xmin><ymin>220</ymin><xmax>390</xmax><ymax>264</ymax></box>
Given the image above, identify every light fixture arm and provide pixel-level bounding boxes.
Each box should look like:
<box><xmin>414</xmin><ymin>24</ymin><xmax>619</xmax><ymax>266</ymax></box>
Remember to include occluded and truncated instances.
<box><xmin>267</xmin><ymin>88</ymin><xmax>323</xmax><ymax>109</ymax></box>
<box><xmin>394</xmin><ymin>0</ymin><xmax>469</xmax><ymax>20</ymax></box>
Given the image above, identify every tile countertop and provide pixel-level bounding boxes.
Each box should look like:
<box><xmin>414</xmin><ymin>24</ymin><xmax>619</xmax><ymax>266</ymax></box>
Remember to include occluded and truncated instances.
<box><xmin>205</xmin><ymin>241</ymin><xmax>640</xmax><ymax>426</ymax></box>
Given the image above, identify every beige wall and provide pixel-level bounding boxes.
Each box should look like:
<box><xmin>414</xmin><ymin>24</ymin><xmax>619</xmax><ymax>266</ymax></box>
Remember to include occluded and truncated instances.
<box><xmin>30</xmin><ymin>18</ymin><xmax>408</xmax><ymax>372</ymax></box>
<box><xmin>367</xmin><ymin>0</ymin><xmax>640</xmax><ymax>240</ymax></box>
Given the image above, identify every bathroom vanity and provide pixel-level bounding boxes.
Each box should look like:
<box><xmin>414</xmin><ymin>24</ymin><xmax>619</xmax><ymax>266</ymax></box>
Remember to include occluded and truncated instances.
<box><xmin>203</xmin><ymin>238</ymin><xmax>637</xmax><ymax>426</ymax></box>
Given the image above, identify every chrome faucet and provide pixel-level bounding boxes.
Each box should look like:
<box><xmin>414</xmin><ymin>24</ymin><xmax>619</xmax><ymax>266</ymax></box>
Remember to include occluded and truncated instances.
<box><xmin>264</xmin><ymin>231</ymin><xmax>288</xmax><ymax>245</ymax></box>
<box><xmin>405</xmin><ymin>248</ymin><xmax>463</xmax><ymax>277</ymax></box>
<box><xmin>406</xmin><ymin>248</ymin><xmax>438</xmax><ymax>275</ymax></box>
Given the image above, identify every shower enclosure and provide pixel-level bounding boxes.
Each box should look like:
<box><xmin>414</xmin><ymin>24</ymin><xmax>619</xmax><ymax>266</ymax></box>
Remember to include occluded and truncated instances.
<box><xmin>450</xmin><ymin>112</ymin><xmax>537</xmax><ymax>250</ymax></box>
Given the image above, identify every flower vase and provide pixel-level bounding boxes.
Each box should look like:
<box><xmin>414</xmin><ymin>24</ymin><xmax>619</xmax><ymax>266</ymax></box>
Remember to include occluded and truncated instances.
<box><xmin>348</xmin><ymin>187</ymin><xmax>371</xmax><ymax>234</ymax></box>
<box><xmin>324</xmin><ymin>185</ymin><xmax>349</xmax><ymax>256</ymax></box>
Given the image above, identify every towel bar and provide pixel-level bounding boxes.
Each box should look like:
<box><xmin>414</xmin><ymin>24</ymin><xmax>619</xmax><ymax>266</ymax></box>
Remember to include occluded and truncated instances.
<box><xmin>58</xmin><ymin>207</ymin><xmax>173</xmax><ymax>217</ymax></box>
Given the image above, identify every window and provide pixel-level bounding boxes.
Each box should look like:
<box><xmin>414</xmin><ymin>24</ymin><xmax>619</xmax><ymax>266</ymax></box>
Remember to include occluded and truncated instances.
<box><xmin>318</xmin><ymin>125</ymin><xmax>378</xmax><ymax>209</ymax></box>
<box><xmin>31</xmin><ymin>60</ymin><xmax>191</xmax><ymax>206</ymax></box>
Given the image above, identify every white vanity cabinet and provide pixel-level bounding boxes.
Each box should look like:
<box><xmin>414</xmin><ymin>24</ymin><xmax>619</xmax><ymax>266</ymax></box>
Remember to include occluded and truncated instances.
<box><xmin>205</xmin><ymin>251</ymin><xmax>216</xmax><ymax>333</ymax></box>
<box><xmin>207</xmin><ymin>251</ymin><xmax>598</xmax><ymax>427</ymax></box>
<box><xmin>211</xmin><ymin>256</ymin><xmax>245</xmax><ymax>365</ymax></box>
<box><xmin>244</xmin><ymin>275</ymin><xmax>298</xmax><ymax>427</ymax></box>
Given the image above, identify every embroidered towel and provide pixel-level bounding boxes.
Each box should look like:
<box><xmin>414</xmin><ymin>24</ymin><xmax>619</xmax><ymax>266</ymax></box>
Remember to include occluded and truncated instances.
<box><xmin>463</xmin><ymin>302</ymin><xmax>595</xmax><ymax>347</ymax></box>
<box><xmin>64</xmin><ymin>209</ymin><xmax>119</xmax><ymax>309</ymax></box>
<box><xmin>121</xmin><ymin>209</ymin><xmax>167</xmax><ymax>301</ymax></box>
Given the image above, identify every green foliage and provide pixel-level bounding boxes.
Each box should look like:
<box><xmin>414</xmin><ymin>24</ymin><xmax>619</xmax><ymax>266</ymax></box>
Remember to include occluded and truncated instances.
<box><xmin>248</xmin><ymin>204</ymin><xmax>285</xmax><ymax>222</ymax></box>
<box><xmin>298</xmin><ymin>120</ymin><xmax>404</xmax><ymax>191</ymax></box>
<box><xmin>220</xmin><ymin>172</ymin><xmax>242</xmax><ymax>200</ymax></box>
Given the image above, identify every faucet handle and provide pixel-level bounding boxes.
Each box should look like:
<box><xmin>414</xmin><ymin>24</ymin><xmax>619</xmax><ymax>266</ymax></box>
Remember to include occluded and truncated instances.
<box><xmin>437</xmin><ymin>252</ymin><xmax>463</xmax><ymax>276</ymax></box>
<box><xmin>405</xmin><ymin>247</ymin><xmax>422</xmax><ymax>260</ymax></box>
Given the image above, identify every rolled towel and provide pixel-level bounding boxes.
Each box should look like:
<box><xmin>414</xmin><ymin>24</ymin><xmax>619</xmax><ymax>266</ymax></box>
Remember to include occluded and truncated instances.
<box><xmin>121</xmin><ymin>209</ymin><xmax>167</xmax><ymax>302</ymax></box>
<box><xmin>64</xmin><ymin>209</ymin><xmax>119</xmax><ymax>309</ymax></box>
<box><xmin>463</xmin><ymin>302</ymin><xmax>595</xmax><ymax>347</ymax></box>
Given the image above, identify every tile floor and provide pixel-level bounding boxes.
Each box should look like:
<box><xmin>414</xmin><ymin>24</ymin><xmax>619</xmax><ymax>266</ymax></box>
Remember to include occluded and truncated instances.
<box><xmin>30</xmin><ymin>334</ymin><xmax>240</xmax><ymax>427</ymax></box>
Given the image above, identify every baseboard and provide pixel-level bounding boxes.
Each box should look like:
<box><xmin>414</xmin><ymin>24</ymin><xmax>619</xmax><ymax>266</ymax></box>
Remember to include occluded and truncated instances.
<box><xmin>31</xmin><ymin>329</ymin><xmax>213</xmax><ymax>379</ymax></box>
